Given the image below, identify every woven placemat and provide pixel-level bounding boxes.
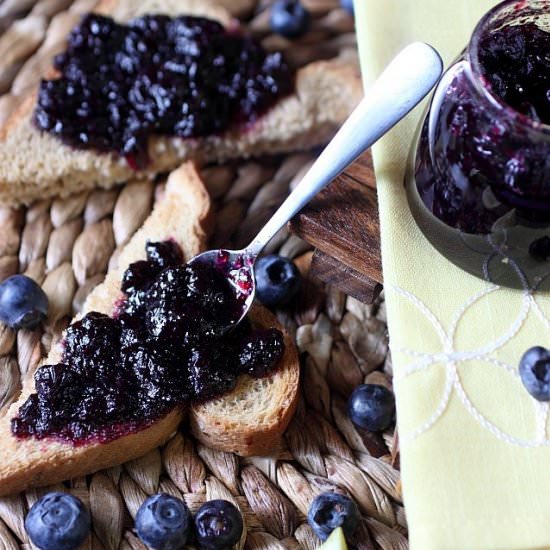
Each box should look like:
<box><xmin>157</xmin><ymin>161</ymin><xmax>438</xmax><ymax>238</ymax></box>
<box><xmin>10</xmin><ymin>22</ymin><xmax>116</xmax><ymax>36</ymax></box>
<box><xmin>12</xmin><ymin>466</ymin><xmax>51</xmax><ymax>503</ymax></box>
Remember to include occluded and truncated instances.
<box><xmin>0</xmin><ymin>1</ymin><xmax>406</xmax><ymax>548</ymax></box>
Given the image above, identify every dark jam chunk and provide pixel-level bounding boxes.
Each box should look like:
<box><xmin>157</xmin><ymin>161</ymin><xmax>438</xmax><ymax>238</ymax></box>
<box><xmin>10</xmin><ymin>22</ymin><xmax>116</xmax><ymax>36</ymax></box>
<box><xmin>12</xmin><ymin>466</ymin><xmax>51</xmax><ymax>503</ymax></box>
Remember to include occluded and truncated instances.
<box><xmin>142</xmin><ymin>262</ymin><xmax>244</xmax><ymax>344</ymax></box>
<box><xmin>34</xmin><ymin>13</ymin><xmax>294</xmax><ymax>168</ymax></box>
<box><xmin>238</xmin><ymin>329</ymin><xmax>285</xmax><ymax>377</ymax></box>
<box><xmin>11</xmin><ymin>241</ymin><xmax>285</xmax><ymax>445</ymax></box>
<box><xmin>146</xmin><ymin>240</ymin><xmax>184</xmax><ymax>270</ymax></box>
<box><xmin>478</xmin><ymin>22</ymin><xmax>550</xmax><ymax>125</ymax></box>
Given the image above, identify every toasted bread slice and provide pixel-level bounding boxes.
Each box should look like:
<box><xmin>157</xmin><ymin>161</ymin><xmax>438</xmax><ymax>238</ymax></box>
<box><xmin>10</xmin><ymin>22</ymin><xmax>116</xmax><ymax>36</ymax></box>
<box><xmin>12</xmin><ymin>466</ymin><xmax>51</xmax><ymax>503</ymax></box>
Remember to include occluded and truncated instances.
<box><xmin>0</xmin><ymin>162</ymin><xmax>299</xmax><ymax>496</ymax></box>
<box><xmin>0</xmin><ymin>0</ymin><xmax>363</xmax><ymax>205</ymax></box>
<box><xmin>190</xmin><ymin>303</ymin><xmax>299</xmax><ymax>456</ymax></box>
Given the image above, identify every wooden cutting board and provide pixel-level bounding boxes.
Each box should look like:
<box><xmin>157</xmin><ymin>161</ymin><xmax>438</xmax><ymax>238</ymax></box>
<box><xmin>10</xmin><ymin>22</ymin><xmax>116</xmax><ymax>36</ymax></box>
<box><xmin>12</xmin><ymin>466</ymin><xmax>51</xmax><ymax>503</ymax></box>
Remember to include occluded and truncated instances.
<box><xmin>289</xmin><ymin>150</ymin><xmax>383</xmax><ymax>303</ymax></box>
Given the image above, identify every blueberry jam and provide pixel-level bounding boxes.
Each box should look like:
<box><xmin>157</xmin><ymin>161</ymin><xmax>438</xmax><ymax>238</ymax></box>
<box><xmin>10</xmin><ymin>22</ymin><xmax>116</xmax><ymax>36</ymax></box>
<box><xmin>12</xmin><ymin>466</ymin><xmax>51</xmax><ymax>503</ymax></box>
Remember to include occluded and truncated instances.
<box><xmin>414</xmin><ymin>18</ymin><xmax>550</xmax><ymax>236</ymax></box>
<box><xmin>34</xmin><ymin>13</ymin><xmax>293</xmax><ymax>168</ymax></box>
<box><xmin>478</xmin><ymin>22</ymin><xmax>550</xmax><ymax>125</ymax></box>
<box><xmin>11</xmin><ymin>241</ymin><xmax>285</xmax><ymax>445</ymax></box>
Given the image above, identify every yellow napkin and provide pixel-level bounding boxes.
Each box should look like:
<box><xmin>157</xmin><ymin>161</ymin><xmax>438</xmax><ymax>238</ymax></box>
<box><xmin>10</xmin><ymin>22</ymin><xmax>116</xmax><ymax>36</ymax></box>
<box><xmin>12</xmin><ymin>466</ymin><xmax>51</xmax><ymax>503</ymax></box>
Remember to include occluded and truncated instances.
<box><xmin>355</xmin><ymin>1</ymin><xmax>550</xmax><ymax>548</ymax></box>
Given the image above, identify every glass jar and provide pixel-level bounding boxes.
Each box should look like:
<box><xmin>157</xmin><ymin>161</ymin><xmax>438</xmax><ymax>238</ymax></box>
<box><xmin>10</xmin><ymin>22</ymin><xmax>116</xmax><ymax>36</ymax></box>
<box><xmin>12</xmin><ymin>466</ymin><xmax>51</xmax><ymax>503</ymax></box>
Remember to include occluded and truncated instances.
<box><xmin>406</xmin><ymin>0</ymin><xmax>550</xmax><ymax>289</ymax></box>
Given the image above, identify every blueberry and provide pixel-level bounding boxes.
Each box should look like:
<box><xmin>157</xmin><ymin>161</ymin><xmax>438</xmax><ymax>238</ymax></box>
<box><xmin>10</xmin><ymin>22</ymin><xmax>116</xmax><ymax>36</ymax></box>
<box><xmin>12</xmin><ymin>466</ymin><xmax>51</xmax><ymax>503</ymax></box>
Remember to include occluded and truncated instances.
<box><xmin>25</xmin><ymin>492</ymin><xmax>90</xmax><ymax>550</ymax></box>
<box><xmin>308</xmin><ymin>492</ymin><xmax>360</xmax><ymax>542</ymax></box>
<box><xmin>519</xmin><ymin>346</ymin><xmax>550</xmax><ymax>401</ymax></box>
<box><xmin>194</xmin><ymin>499</ymin><xmax>243</xmax><ymax>549</ymax></box>
<box><xmin>348</xmin><ymin>384</ymin><xmax>395</xmax><ymax>432</ymax></box>
<box><xmin>135</xmin><ymin>493</ymin><xmax>191</xmax><ymax>550</ymax></box>
<box><xmin>340</xmin><ymin>0</ymin><xmax>354</xmax><ymax>15</ymax></box>
<box><xmin>0</xmin><ymin>275</ymin><xmax>48</xmax><ymax>329</ymax></box>
<box><xmin>255</xmin><ymin>255</ymin><xmax>301</xmax><ymax>308</ymax></box>
<box><xmin>270</xmin><ymin>0</ymin><xmax>310</xmax><ymax>39</ymax></box>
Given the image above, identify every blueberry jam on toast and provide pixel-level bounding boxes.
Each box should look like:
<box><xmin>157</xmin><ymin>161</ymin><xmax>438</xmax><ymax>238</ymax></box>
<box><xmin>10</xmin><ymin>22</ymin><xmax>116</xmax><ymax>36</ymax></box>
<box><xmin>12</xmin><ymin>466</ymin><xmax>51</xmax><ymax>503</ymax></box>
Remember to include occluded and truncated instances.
<box><xmin>34</xmin><ymin>14</ymin><xmax>294</xmax><ymax>169</ymax></box>
<box><xmin>11</xmin><ymin>241</ymin><xmax>284</xmax><ymax>445</ymax></box>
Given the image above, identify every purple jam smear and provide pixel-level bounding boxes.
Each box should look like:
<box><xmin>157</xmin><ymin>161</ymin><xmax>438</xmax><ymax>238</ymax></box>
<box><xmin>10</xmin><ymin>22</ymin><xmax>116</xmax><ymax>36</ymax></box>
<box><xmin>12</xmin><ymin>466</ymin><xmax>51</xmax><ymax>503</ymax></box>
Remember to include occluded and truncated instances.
<box><xmin>11</xmin><ymin>241</ymin><xmax>285</xmax><ymax>445</ymax></box>
<box><xmin>415</xmin><ymin>20</ymin><xmax>550</xmax><ymax>234</ymax></box>
<box><xmin>33</xmin><ymin>13</ymin><xmax>294</xmax><ymax>169</ymax></box>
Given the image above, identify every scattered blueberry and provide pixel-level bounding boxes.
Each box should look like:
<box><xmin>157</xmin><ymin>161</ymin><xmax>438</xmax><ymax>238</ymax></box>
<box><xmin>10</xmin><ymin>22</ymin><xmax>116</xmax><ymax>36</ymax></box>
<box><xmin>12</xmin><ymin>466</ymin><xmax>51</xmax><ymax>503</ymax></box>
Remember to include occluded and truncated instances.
<box><xmin>255</xmin><ymin>255</ymin><xmax>301</xmax><ymax>308</ymax></box>
<box><xmin>348</xmin><ymin>384</ymin><xmax>395</xmax><ymax>432</ymax></box>
<box><xmin>0</xmin><ymin>274</ymin><xmax>48</xmax><ymax>329</ymax></box>
<box><xmin>308</xmin><ymin>492</ymin><xmax>360</xmax><ymax>542</ymax></box>
<box><xmin>270</xmin><ymin>0</ymin><xmax>310</xmax><ymax>39</ymax></box>
<box><xmin>194</xmin><ymin>499</ymin><xmax>243</xmax><ymax>549</ymax></box>
<box><xmin>529</xmin><ymin>236</ymin><xmax>550</xmax><ymax>261</ymax></box>
<box><xmin>519</xmin><ymin>346</ymin><xmax>550</xmax><ymax>401</ymax></box>
<box><xmin>340</xmin><ymin>0</ymin><xmax>354</xmax><ymax>15</ymax></box>
<box><xmin>25</xmin><ymin>492</ymin><xmax>90</xmax><ymax>550</ymax></box>
<box><xmin>135</xmin><ymin>493</ymin><xmax>192</xmax><ymax>550</ymax></box>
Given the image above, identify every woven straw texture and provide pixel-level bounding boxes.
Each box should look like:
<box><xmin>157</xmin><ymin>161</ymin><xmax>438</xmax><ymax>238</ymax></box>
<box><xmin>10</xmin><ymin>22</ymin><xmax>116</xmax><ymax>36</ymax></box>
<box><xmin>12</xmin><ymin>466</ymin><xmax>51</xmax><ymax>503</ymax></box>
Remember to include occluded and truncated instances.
<box><xmin>0</xmin><ymin>1</ymin><xmax>404</xmax><ymax>548</ymax></box>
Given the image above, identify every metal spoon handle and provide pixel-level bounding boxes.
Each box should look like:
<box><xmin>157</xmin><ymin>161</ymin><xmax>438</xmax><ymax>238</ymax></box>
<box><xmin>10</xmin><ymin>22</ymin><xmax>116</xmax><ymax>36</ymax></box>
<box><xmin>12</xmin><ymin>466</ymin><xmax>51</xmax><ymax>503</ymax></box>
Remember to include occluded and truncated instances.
<box><xmin>245</xmin><ymin>42</ymin><xmax>443</xmax><ymax>257</ymax></box>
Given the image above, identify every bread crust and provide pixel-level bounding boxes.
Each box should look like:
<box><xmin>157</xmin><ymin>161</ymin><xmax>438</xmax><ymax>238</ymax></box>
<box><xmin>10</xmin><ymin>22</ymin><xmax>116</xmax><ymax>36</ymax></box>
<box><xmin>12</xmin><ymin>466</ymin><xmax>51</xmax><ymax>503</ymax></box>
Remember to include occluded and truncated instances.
<box><xmin>0</xmin><ymin>409</ymin><xmax>184</xmax><ymax>497</ymax></box>
<box><xmin>0</xmin><ymin>0</ymin><xmax>362</xmax><ymax>205</ymax></box>
<box><xmin>0</xmin><ymin>162</ymin><xmax>300</xmax><ymax>495</ymax></box>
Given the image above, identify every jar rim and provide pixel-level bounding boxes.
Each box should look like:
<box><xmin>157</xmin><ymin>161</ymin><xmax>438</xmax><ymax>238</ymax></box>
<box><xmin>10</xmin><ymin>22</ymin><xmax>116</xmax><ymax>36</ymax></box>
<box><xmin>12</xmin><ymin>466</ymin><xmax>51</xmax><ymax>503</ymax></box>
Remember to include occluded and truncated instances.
<box><xmin>468</xmin><ymin>0</ymin><xmax>550</xmax><ymax>135</ymax></box>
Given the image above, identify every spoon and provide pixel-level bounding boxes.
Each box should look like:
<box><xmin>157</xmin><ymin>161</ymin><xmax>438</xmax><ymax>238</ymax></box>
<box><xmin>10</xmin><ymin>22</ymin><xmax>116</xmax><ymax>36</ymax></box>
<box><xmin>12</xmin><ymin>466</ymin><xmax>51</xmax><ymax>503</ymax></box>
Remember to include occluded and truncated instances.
<box><xmin>190</xmin><ymin>42</ymin><xmax>443</xmax><ymax>327</ymax></box>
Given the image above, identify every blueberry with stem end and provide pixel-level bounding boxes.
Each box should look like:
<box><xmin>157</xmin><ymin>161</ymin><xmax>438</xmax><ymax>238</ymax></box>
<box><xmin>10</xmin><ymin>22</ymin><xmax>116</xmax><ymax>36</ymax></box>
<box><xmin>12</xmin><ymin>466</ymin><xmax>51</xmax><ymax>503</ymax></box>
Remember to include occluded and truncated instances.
<box><xmin>519</xmin><ymin>346</ymin><xmax>550</xmax><ymax>401</ymax></box>
<box><xmin>308</xmin><ymin>492</ymin><xmax>360</xmax><ymax>542</ymax></box>
<box><xmin>194</xmin><ymin>499</ymin><xmax>243</xmax><ymax>549</ymax></box>
<box><xmin>270</xmin><ymin>0</ymin><xmax>310</xmax><ymax>39</ymax></box>
<box><xmin>347</xmin><ymin>384</ymin><xmax>395</xmax><ymax>432</ymax></box>
<box><xmin>0</xmin><ymin>274</ymin><xmax>48</xmax><ymax>329</ymax></box>
<box><xmin>135</xmin><ymin>493</ymin><xmax>192</xmax><ymax>550</ymax></box>
<box><xmin>25</xmin><ymin>492</ymin><xmax>91</xmax><ymax>550</ymax></box>
<box><xmin>255</xmin><ymin>254</ymin><xmax>301</xmax><ymax>308</ymax></box>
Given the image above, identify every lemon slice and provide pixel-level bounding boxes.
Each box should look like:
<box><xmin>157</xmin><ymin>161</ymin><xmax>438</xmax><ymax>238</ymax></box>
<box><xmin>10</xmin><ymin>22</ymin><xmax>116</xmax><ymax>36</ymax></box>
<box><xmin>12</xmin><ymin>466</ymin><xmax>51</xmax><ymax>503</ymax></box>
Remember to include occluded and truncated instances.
<box><xmin>319</xmin><ymin>527</ymin><xmax>348</xmax><ymax>550</ymax></box>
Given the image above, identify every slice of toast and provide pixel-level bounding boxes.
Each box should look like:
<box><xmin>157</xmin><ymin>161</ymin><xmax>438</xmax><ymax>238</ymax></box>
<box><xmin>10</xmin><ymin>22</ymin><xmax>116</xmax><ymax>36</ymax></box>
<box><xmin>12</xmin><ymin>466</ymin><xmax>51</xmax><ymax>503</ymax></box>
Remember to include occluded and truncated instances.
<box><xmin>0</xmin><ymin>162</ymin><xmax>300</xmax><ymax>497</ymax></box>
<box><xmin>190</xmin><ymin>303</ymin><xmax>299</xmax><ymax>456</ymax></box>
<box><xmin>0</xmin><ymin>0</ymin><xmax>363</xmax><ymax>205</ymax></box>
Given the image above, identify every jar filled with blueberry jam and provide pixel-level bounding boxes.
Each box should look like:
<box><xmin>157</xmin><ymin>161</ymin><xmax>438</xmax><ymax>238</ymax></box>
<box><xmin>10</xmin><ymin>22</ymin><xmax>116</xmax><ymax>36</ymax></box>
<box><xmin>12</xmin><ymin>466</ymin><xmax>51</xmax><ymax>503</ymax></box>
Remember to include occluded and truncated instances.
<box><xmin>406</xmin><ymin>0</ymin><xmax>550</xmax><ymax>288</ymax></box>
